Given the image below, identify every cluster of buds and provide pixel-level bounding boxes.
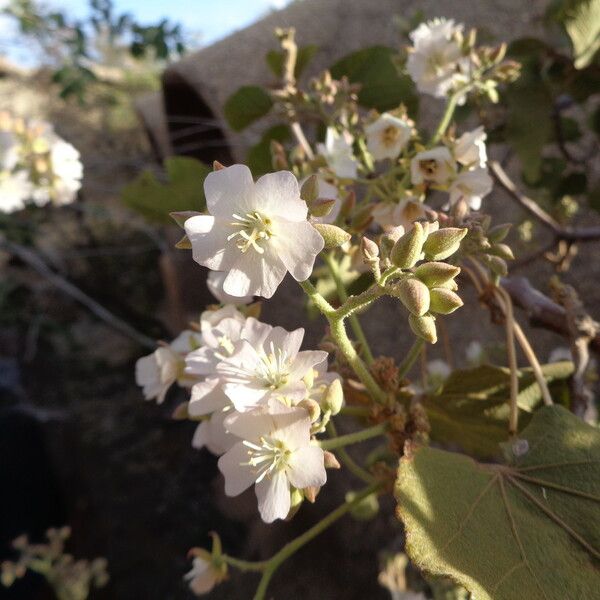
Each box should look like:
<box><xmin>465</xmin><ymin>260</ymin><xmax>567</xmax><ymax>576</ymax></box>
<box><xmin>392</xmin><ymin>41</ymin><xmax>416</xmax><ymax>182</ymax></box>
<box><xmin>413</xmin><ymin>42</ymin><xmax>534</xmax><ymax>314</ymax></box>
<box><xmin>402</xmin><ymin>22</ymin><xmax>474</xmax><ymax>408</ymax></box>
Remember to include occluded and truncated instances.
<box><xmin>1</xmin><ymin>527</ymin><xmax>109</xmax><ymax>600</ymax></box>
<box><xmin>364</xmin><ymin>221</ymin><xmax>466</xmax><ymax>344</ymax></box>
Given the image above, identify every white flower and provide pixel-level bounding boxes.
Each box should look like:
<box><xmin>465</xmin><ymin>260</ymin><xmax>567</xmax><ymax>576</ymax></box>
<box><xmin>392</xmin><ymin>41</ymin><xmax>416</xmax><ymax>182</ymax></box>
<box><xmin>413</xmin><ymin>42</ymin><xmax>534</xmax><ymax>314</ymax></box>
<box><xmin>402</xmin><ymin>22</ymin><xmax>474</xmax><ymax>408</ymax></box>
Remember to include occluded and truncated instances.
<box><xmin>207</xmin><ymin>271</ymin><xmax>254</xmax><ymax>305</ymax></box>
<box><xmin>365</xmin><ymin>113</ymin><xmax>412</xmax><ymax>161</ymax></box>
<box><xmin>448</xmin><ymin>167</ymin><xmax>493</xmax><ymax>210</ymax></box>
<box><xmin>454</xmin><ymin>126</ymin><xmax>487</xmax><ymax>167</ymax></box>
<box><xmin>0</xmin><ymin>170</ymin><xmax>32</xmax><ymax>213</ymax></box>
<box><xmin>135</xmin><ymin>330</ymin><xmax>200</xmax><ymax>403</ymax></box>
<box><xmin>184</xmin><ymin>555</ymin><xmax>223</xmax><ymax>596</ymax></box>
<box><xmin>184</xmin><ymin>165</ymin><xmax>324</xmax><ymax>299</ymax></box>
<box><xmin>410</xmin><ymin>147</ymin><xmax>455</xmax><ymax>185</ymax></box>
<box><xmin>48</xmin><ymin>138</ymin><xmax>83</xmax><ymax>205</ymax></box>
<box><xmin>0</xmin><ymin>130</ymin><xmax>19</xmax><ymax>171</ymax></box>
<box><xmin>372</xmin><ymin>198</ymin><xmax>428</xmax><ymax>232</ymax></box>
<box><xmin>317</xmin><ymin>128</ymin><xmax>358</xmax><ymax>179</ymax></box>
<box><xmin>406</xmin><ymin>18</ymin><xmax>470</xmax><ymax>101</ymax></box>
<box><xmin>217</xmin><ymin>325</ymin><xmax>327</xmax><ymax>412</ymax></box>
<box><xmin>199</xmin><ymin>304</ymin><xmax>245</xmax><ymax>333</ymax></box>
<box><xmin>218</xmin><ymin>404</ymin><xmax>326</xmax><ymax>522</ymax></box>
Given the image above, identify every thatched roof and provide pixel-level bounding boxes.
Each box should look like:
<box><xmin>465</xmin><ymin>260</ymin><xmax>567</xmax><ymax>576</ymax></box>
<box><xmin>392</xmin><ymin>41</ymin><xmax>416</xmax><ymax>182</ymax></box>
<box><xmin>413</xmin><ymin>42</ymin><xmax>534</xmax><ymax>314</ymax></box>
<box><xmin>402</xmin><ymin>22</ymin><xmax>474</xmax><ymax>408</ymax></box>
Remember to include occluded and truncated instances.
<box><xmin>137</xmin><ymin>0</ymin><xmax>549</xmax><ymax>163</ymax></box>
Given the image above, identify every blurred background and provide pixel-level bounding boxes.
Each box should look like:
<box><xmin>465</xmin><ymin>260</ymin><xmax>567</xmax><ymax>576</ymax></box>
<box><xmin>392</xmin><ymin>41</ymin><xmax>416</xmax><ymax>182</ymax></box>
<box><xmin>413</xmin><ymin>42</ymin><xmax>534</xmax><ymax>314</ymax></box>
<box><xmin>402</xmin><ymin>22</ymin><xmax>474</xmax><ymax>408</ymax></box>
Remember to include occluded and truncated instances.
<box><xmin>1</xmin><ymin>0</ymin><xmax>598</xmax><ymax>598</ymax></box>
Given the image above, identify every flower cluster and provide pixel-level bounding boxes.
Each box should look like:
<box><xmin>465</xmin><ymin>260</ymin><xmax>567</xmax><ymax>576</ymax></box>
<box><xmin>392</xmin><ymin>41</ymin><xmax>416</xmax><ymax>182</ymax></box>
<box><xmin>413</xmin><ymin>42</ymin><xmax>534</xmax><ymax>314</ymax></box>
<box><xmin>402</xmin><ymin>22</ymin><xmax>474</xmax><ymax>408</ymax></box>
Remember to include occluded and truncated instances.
<box><xmin>0</xmin><ymin>112</ymin><xmax>83</xmax><ymax>213</ymax></box>
<box><xmin>1</xmin><ymin>527</ymin><xmax>109</xmax><ymax>600</ymax></box>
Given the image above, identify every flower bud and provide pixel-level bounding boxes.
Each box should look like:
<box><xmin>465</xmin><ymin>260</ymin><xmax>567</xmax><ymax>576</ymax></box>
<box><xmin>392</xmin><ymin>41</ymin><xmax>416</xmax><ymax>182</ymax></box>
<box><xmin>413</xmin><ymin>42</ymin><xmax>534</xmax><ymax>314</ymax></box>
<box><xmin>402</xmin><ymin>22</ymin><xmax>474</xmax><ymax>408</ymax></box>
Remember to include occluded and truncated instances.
<box><xmin>422</xmin><ymin>227</ymin><xmax>468</xmax><ymax>261</ymax></box>
<box><xmin>298</xmin><ymin>398</ymin><xmax>321</xmax><ymax>422</ymax></box>
<box><xmin>486</xmin><ymin>255</ymin><xmax>508</xmax><ymax>277</ymax></box>
<box><xmin>340</xmin><ymin>190</ymin><xmax>356</xmax><ymax>218</ymax></box>
<box><xmin>414</xmin><ymin>262</ymin><xmax>461</xmax><ymax>288</ymax></box>
<box><xmin>429</xmin><ymin>288</ymin><xmax>463</xmax><ymax>314</ymax></box>
<box><xmin>213</xmin><ymin>160</ymin><xmax>226</xmax><ymax>171</ymax></box>
<box><xmin>360</xmin><ymin>236</ymin><xmax>379</xmax><ymax>263</ymax></box>
<box><xmin>309</xmin><ymin>197</ymin><xmax>337</xmax><ymax>217</ymax></box>
<box><xmin>351</xmin><ymin>206</ymin><xmax>374</xmax><ymax>230</ymax></box>
<box><xmin>489</xmin><ymin>243</ymin><xmax>515</xmax><ymax>261</ymax></box>
<box><xmin>487</xmin><ymin>223</ymin><xmax>511</xmax><ymax>243</ymax></box>
<box><xmin>346</xmin><ymin>491</ymin><xmax>379</xmax><ymax>521</ymax></box>
<box><xmin>300</xmin><ymin>174</ymin><xmax>319</xmax><ymax>203</ymax></box>
<box><xmin>322</xmin><ymin>379</ymin><xmax>344</xmax><ymax>415</ymax></box>
<box><xmin>303</xmin><ymin>486</ymin><xmax>321</xmax><ymax>504</ymax></box>
<box><xmin>313</xmin><ymin>223</ymin><xmax>351</xmax><ymax>249</ymax></box>
<box><xmin>390</xmin><ymin>221</ymin><xmax>425</xmax><ymax>269</ymax></box>
<box><xmin>409</xmin><ymin>313</ymin><xmax>437</xmax><ymax>344</ymax></box>
<box><xmin>391</xmin><ymin>278</ymin><xmax>430</xmax><ymax>316</ymax></box>
<box><xmin>323</xmin><ymin>450</ymin><xmax>341</xmax><ymax>469</ymax></box>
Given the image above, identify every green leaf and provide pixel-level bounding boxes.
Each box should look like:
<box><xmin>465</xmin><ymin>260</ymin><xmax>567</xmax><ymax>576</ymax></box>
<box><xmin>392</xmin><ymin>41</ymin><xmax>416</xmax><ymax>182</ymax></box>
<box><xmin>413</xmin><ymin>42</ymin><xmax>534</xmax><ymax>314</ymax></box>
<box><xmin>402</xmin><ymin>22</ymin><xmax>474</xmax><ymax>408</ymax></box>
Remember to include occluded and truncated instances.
<box><xmin>423</xmin><ymin>362</ymin><xmax>574</xmax><ymax>458</ymax></box>
<box><xmin>265</xmin><ymin>44</ymin><xmax>318</xmax><ymax>78</ymax></box>
<box><xmin>246</xmin><ymin>124</ymin><xmax>291</xmax><ymax>176</ymax></box>
<box><xmin>396</xmin><ymin>405</ymin><xmax>600</xmax><ymax>600</ymax></box>
<box><xmin>223</xmin><ymin>86</ymin><xmax>273</xmax><ymax>132</ymax></box>
<box><xmin>563</xmin><ymin>0</ymin><xmax>600</xmax><ymax>68</ymax></box>
<box><xmin>121</xmin><ymin>157</ymin><xmax>210</xmax><ymax>223</ymax></box>
<box><xmin>330</xmin><ymin>46</ymin><xmax>418</xmax><ymax>115</ymax></box>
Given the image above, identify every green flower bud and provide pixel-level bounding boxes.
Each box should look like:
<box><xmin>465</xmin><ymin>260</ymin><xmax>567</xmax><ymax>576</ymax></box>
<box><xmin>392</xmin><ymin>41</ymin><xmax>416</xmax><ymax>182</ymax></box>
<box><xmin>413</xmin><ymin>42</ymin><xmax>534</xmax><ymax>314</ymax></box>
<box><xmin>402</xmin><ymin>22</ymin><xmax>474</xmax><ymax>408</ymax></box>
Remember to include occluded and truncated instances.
<box><xmin>391</xmin><ymin>277</ymin><xmax>430</xmax><ymax>316</ymax></box>
<box><xmin>429</xmin><ymin>287</ymin><xmax>463</xmax><ymax>314</ymax></box>
<box><xmin>308</xmin><ymin>197</ymin><xmax>337</xmax><ymax>217</ymax></box>
<box><xmin>300</xmin><ymin>174</ymin><xmax>319</xmax><ymax>203</ymax></box>
<box><xmin>390</xmin><ymin>222</ymin><xmax>425</xmax><ymax>269</ymax></box>
<box><xmin>486</xmin><ymin>255</ymin><xmax>508</xmax><ymax>277</ymax></box>
<box><xmin>297</xmin><ymin>398</ymin><xmax>321</xmax><ymax>422</ymax></box>
<box><xmin>313</xmin><ymin>223</ymin><xmax>351</xmax><ymax>249</ymax></box>
<box><xmin>489</xmin><ymin>243</ymin><xmax>515</xmax><ymax>261</ymax></box>
<box><xmin>346</xmin><ymin>491</ymin><xmax>379</xmax><ymax>521</ymax></box>
<box><xmin>409</xmin><ymin>313</ymin><xmax>437</xmax><ymax>344</ymax></box>
<box><xmin>422</xmin><ymin>227</ymin><xmax>468</xmax><ymax>261</ymax></box>
<box><xmin>322</xmin><ymin>379</ymin><xmax>344</xmax><ymax>415</ymax></box>
<box><xmin>360</xmin><ymin>236</ymin><xmax>379</xmax><ymax>263</ymax></box>
<box><xmin>487</xmin><ymin>223</ymin><xmax>511</xmax><ymax>243</ymax></box>
<box><xmin>414</xmin><ymin>262</ymin><xmax>461</xmax><ymax>288</ymax></box>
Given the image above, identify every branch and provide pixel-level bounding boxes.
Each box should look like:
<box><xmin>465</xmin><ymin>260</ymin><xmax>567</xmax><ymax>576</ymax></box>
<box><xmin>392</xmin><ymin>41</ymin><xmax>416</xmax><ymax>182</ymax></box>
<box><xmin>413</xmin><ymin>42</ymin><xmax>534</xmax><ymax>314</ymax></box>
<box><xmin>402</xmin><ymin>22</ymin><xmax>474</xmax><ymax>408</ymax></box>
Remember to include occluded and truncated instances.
<box><xmin>501</xmin><ymin>276</ymin><xmax>600</xmax><ymax>355</ymax></box>
<box><xmin>489</xmin><ymin>161</ymin><xmax>600</xmax><ymax>243</ymax></box>
<box><xmin>2</xmin><ymin>238</ymin><xmax>157</xmax><ymax>350</ymax></box>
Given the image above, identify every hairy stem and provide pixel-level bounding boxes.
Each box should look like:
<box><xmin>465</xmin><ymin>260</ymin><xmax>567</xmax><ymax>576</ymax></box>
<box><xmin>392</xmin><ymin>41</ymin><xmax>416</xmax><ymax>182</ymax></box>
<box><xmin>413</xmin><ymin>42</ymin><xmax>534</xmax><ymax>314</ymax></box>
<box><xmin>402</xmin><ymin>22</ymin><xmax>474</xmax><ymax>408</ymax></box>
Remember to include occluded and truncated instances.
<box><xmin>430</xmin><ymin>91</ymin><xmax>461</xmax><ymax>145</ymax></box>
<box><xmin>253</xmin><ymin>482</ymin><xmax>383</xmax><ymax>600</ymax></box>
<box><xmin>323</xmin><ymin>252</ymin><xmax>375</xmax><ymax>364</ymax></box>
<box><xmin>319</xmin><ymin>422</ymin><xmax>388</xmax><ymax>450</ymax></box>
<box><xmin>222</xmin><ymin>555</ymin><xmax>269</xmax><ymax>572</ymax></box>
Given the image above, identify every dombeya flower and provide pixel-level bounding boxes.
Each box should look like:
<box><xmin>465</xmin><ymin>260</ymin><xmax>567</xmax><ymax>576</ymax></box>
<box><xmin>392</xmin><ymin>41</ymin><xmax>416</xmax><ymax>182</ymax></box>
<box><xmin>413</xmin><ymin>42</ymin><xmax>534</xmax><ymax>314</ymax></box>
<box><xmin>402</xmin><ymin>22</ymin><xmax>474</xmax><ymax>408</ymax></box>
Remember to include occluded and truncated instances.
<box><xmin>448</xmin><ymin>167</ymin><xmax>493</xmax><ymax>210</ymax></box>
<box><xmin>365</xmin><ymin>113</ymin><xmax>412</xmax><ymax>161</ymax></box>
<box><xmin>185</xmin><ymin>165</ymin><xmax>324</xmax><ymax>299</ymax></box>
<box><xmin>317</xmin><ymin>128</ymin><xmax>358</xmax><ymax>179</ymax></box>
<box><xmin>218</xmin><ymin>404</ymin><xmax>326</xmax><ymax>522</ymax></box>
<box><xmin>453</xmin><ymin>126</ymin><xmax>487</xmax><ymax>167</ymax></box>
<box><xmin>411</xmin><ymin>147</ymin><xmax>455</xmax><ymax>185</ymax></box>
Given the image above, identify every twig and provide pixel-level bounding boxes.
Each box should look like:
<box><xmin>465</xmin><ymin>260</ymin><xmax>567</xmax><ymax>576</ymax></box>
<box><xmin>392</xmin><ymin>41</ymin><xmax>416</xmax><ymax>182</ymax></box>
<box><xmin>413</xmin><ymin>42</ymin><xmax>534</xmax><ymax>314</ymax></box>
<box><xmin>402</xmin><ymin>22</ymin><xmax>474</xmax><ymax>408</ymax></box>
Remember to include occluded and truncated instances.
<box><xmin>2</xmin><ymin>238</ymin><xmax>156</xmax><ymax>350</ymax></box>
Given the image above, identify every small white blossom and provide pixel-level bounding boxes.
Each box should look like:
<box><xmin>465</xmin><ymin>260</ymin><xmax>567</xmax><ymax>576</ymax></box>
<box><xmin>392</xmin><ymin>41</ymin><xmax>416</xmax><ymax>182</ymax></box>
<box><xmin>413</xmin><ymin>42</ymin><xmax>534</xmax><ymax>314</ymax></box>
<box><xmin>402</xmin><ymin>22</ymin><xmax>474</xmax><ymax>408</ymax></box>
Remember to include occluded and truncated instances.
<box><xmin>410</xmin><ymin>147</ymin><xmax>455</xmax><ymax>185</ymax></box>
<box><xmin>317</xmin><ymin>128</ymin><xmax>358</xmax><ymax>179</ymax></box>
<box><xmin>365</xmin><ymin>113</ymin><xmax>412</xmax><ymax>161</ymax></box>
<box><xmin>185</xmin><ymin>165</ymin><xmax>324</xmax><ymax>299</ymax></box>
<box><xmin>135</xmin><ymin>330</ymin><xmax>200</xmax><ymax>403</ymax></box>
<box><xmin>47</xmin><ymin>138</ymin><xmax>83</xmax><ymax>205</ymax></box>
<box><xmin>184</xmin><ymin>555</ymin><xmax>223</xmax><ymax>596</ymax></box>
<box><xmin>218</xmin><ymin>404</ymin><xmax>326</xmax><ymax>522</ymax></box>
<box><xmin>0</xmin><ymin>170</ymin><xmax>32</xmax><ymax>213</ymax></box>
<box><xmin>454</xmin><ymin>126</ymin><xmax>487</xmax><ymax>167</ymax></box>
<box><xmin>372</xmin><ymin>198</ymin><xmax>428</xmax><ymax>232</ymax></box>
<box><xmin>217</xmin><ymin>325</ymin><xmax>327</xmax><ymax>412</ymax></box>
<box><xmin>448</xmin><ymin>167</ymin><xmax>493</xmax><ymax>210</ymax></box>
<box><xmin>207</xmin><ymin>271</ymin><xmax>254</xmax><ymax>305</ymax></box>
<box><xmin>406</xmin><ymin>18</ymin><xmax>470</xmax><ymax>101</ymax></box>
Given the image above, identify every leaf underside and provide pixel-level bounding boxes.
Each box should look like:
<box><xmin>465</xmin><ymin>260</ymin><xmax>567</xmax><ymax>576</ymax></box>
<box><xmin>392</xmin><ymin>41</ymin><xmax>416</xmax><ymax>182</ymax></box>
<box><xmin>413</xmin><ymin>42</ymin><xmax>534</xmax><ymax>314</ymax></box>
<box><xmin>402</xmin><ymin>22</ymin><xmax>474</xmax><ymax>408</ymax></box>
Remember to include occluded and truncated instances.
<box><xmin>396</xmin><ymin>406</ymin><xmax>600</xmax><ymax>600</ymax></box>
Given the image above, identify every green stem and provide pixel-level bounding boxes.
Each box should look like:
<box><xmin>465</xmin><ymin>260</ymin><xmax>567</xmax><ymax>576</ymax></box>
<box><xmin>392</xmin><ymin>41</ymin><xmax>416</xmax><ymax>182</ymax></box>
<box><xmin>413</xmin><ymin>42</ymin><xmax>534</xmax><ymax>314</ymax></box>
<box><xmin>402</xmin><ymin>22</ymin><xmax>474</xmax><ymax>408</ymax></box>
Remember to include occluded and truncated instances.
<box><xmin>253</xmin><ymin>481</ymin><xmax>383</xmax><ymax>600</ymax></box>
<box><xmin>319</xmin><ymin>422</ymin><xmax>388</xmax><ymax>450</ymax></box>
<box><xmin>299</xmin><ymin>281</ymin><xmax>388</xmax><ymax>404</ymax></box>
<box><xmin>339</xmin><ymin>405</ymin><xmax>371</xmax><ymax>417</ymax></box>
<box><xmin>222</xmin><ymin>555</ymin><xmax>269</xmax><ymax>572</ymax></box>
<box><xmin>333</xmin><ymin>285</ymin><xmax>387</xmax><ymax>320</ymax></box>
<box><xmin>323</xmin><ymin>252</ymin><xmax>375</xmax><ymax>364</ymax></box>
<box><xmin>397</xmin><ymin>338</ymin><xmax>425</xmax><ymax>380</ymax></box>
<box><xmin>326</xmin><ymin>421</ymin><xmax>375</xmax><ymax>484</ymax></box>
<box><xmin>430</xmin><ymin>92</ymin><xmax>460</xmax><ymax>145</ymax></box>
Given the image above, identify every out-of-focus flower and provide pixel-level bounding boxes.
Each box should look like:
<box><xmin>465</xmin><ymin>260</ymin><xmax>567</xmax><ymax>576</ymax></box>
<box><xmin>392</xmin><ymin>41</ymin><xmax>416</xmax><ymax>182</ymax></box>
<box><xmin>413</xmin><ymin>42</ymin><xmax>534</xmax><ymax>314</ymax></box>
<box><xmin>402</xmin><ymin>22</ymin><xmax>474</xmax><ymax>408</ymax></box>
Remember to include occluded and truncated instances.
<box><xmin>372</xmin><ymin>198</ymin><xmax>429</xmax><ymax>232</ymax></box>
<box><xmin>410</xmin><ymin>147</ymin><xmax>455</xmax><ymax>185</ymax></box>
<box><xmin>448</xmin><ymin>167</ymin><xmax>493</xmax><ymax>210</ymax></box>
<box><xmin>365</xmin><ymin>113</ymin><xmax>412</xmax><ymax>161</ymax></box>
<box><xmin>184</xmin><ymin>552</ymin><xmax>226</xmax><ymax>596</ymax></box>
<box><xmin>184</xmin><ymin>165</ymin><xmax>324</xmax><ymax>299</ymax></box>
<box><xmin>406</xmin><ymin>18</ymin><xmax>470</xmax><ymax>101</ymax></box>
<box><xmin>135</xmin><ymin>330</ymin><xmax>200</xmax><ymax>403</ymax></box>
<box><xmin>453</xmin><ymin>126</ymin><xmax>487</xmax><ymax>167</ymax></box>
<box><xmin>218</xmin><ymin>404</ymin><xmax>326</xmax><ymax>522</ymax></box>
<box><xmin>317</xmin><ymin>127</ymin><xmax>359</xmax><ymax>179</ymax></box>
<box><xmin>207</xmin><ymin>271</ymin><xmax>254</xmax><ymax>305</ymax></box>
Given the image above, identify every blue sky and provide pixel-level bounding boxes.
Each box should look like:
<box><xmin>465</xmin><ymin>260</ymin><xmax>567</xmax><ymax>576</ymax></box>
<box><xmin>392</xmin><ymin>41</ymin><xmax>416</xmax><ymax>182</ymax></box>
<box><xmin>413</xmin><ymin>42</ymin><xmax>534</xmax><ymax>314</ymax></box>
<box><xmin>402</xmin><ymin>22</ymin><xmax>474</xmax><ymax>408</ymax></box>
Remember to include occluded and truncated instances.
<box><xmin>1</xmin><ymin>0</ymin><xmax>291</xmax><ymax>64</ymax></box>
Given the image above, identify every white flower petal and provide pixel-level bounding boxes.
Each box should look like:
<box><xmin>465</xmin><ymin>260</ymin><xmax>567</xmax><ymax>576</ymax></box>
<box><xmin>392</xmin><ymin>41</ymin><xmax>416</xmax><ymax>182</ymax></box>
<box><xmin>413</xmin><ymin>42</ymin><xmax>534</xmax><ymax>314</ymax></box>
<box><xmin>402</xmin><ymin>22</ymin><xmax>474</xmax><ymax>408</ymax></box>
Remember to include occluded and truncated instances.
<box><xmin>188</xmin><ymin>379</ymin><xmax>230</xmax><ymax>416</ymax></box>
<box><xmin>272</xmin><ymin>219</ymin><xmax>324</xmax><ymax>282</ymax></box>
<box><xmin>218</xmin><ymin>441</ymin><xmax>259</xmax><ymax>496</ymax></box>
<box><xmin>287</xmin><ymin>445</ymin><xmax>326</xmax><ymax>489</ymax></box>
<box><xmin>255</xmin><ymin>469</ymin><xmax>291</xmax><ymax>523</ymax></box>
<box><xmin>254</xmin><ymin>170</ymin><xmax>307</xmax><ymax>220</ymax></box>
<box><xmin>204</xmin><ymin>164</ymin><xmax>254</xmax><ymax>217</ymax></box>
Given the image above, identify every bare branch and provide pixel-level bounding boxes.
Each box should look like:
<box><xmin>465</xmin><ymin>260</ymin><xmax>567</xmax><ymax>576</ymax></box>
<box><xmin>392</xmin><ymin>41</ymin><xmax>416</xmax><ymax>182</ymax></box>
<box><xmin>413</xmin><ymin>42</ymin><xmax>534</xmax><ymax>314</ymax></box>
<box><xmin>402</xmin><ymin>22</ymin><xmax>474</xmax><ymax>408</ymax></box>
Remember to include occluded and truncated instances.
<box><xmin>2</xmin><ymin>238</ymin><xmax>157</xmax><ymax>350</ymax></box>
